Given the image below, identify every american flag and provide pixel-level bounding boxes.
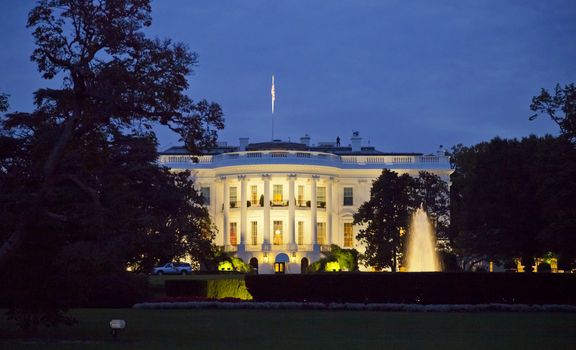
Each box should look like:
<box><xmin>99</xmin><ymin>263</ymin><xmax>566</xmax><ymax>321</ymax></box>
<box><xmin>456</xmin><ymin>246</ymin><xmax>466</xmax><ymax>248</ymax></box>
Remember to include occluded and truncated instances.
<box><xmin>271</xmin><ymin>75</ymin><xmax>275</xmax><ymax>114</ymax></box>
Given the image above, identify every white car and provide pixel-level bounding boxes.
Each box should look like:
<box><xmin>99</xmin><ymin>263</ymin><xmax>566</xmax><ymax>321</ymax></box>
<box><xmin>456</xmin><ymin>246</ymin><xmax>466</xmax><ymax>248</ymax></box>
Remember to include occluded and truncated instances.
<box><xmin>152</xmin><ymin>262</ymin><xmax>192</xmax><ymax>275</ymax></box>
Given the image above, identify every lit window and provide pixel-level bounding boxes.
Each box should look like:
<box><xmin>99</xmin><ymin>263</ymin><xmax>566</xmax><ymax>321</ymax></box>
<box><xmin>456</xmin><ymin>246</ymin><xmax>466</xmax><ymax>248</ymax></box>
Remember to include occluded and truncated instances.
<box><xmin>317</xmin><ymin>186</ymin><xmax>326</xmax><ymax>207</ymax></box>
<box><xmin>251</xmin><ymin>185</ymin><xmax>258</xmax><ymax>205</ymax></box>
<box><xmin>317</xmin><ymin>222</ymin><xmax>326</xmax><ymax>245</ymax></box>
<box><xmin>230</xmin><ymin>186</ymin><xmax>238</xmax><ymax>208</ymax></box>
<box><xmin>273</xmin><ymin>184</ymin><xmax>283</xmax><ymax>204</ymax></box>
<box><xmin>297</xmin><ymin>185</ymin><xmax>305</xmax><ymax>206</ymax></box>
<box><xmin>274</xmin><ymin>262</ymin><xmax>285</xmax><ymax>273</ymax></box>
<box><xmin>273</xmin><ymin>220</ymin><xmax>283</xmax><ymax>245</ymax></box>
<box><xmin>200</xmin><ymin>187</ymin><xmax>210</xmax><ymax>205</ymax></box>
<box><xmin>251</xmin><ymin>221</ymin><xmax>258</xmax><ymax>245</ymax></box>
<box><xmin>297</xmin><ymin>221</ymin><xmax>304</xmax><ymax>245</ymax></box>
<box><xmin>344</xmin><ymin>187</ymin><xmax>353</xmax><ymax>206</ymax></box>
<box><xmin>344</xmin><ymin>223</ymin><xmax>353</xmax><ymax>247</ymax></box>
<box><xmin>230</xmin><ymin>222</ymin><xmax>237</xmax><ymax>246</ymax></box>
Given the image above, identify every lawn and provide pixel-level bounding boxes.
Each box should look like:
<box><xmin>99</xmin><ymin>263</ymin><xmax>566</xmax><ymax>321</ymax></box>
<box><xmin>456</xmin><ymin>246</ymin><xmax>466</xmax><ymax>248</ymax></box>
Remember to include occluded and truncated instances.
<box><xmin>1</xmin><ymin>309</ymin><xmax>576</xmax><ymax>350</ymax></box>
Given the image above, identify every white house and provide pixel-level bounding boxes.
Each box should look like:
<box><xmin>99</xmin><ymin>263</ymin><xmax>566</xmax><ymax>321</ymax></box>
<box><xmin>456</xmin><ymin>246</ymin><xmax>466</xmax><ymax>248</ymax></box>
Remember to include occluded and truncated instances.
<box><xmin>159</xmin><ymin>132</ymin><xmax>452</xmax><ymax>274</ymax></box>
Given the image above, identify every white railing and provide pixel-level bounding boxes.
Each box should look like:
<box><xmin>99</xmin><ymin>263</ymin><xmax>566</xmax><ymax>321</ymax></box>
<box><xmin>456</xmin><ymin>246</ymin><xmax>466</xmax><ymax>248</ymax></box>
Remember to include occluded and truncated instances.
<box><xmin>159</xmin><ymin>151</ymin><xmax>449</xmax><ymax>166</ymax></box>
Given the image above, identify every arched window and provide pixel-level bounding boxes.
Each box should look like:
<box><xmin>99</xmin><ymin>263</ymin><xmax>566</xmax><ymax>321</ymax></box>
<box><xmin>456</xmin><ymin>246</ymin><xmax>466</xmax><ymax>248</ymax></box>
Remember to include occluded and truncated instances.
<box><xmin>275</xmin><ymin>253</ymin><xmax>289</xmax><ymax>274</ymax></box>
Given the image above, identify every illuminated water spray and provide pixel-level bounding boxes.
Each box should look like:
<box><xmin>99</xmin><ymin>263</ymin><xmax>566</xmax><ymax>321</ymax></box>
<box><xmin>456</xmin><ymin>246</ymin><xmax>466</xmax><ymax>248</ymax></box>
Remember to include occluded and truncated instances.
<box><xmin>405</xmin><ymin>206</ymin><xmax>442</xmax><ymax>272</ymax></box>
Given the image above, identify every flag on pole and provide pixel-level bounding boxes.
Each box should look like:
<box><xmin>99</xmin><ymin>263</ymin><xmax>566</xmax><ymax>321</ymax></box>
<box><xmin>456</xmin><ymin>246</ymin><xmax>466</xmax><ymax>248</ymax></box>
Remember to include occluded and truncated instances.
<box><xmin>271</xmin><ymin>75</ymin><xmax>275</xmax><ymax>114</ymax></box>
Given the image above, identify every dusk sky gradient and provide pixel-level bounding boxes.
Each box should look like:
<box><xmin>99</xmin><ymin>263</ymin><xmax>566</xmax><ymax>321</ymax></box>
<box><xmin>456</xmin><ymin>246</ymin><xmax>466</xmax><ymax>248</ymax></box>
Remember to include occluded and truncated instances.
<box><xmin>1</xmin><ymin>1</ymin><xmax>575</xmax><ymax>153</ymax></box>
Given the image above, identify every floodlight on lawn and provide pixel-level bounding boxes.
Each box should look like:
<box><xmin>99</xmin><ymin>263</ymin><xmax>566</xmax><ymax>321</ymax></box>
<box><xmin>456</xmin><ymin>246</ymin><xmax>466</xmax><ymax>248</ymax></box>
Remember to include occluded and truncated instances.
<box><xmin>109</xmin><ymin>319</ymin><xmax>126</xmax><ymax>340</ymax></box>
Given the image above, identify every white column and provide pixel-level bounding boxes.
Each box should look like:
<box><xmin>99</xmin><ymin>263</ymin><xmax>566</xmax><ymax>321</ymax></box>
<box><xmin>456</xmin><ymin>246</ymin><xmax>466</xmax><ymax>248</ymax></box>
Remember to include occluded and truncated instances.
<box><xmin>239</xmin><ymin>175</ymin><xmax>247</xmax><ymax>249</ymax></box>
<box><xmin>262</xmin><ymin>174</ymin><xmax>271</xmax><ymax>250</ymax></box>
<box><xmin>311</xmin><ymin>175</ymin><xmax>318</xmax><ymax>250</ymax></box>
<box><xmin>327</xmin><ymin>177</ymin><xmax>333</xmax><ymax>245</ymax></box>
<box><xmin>222</xmin><ymin>176</ymin><xmax>229</xmax><ymax>247</ymax></box>
<box><xmin>288</xmin><ymin>174</ymin><xmax>297</xmax><ymax>251</ymax></box>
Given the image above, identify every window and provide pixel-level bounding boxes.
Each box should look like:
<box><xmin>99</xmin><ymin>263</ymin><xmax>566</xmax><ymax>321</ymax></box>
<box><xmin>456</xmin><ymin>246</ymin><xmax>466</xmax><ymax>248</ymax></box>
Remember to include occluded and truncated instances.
<box><xmin>230</xmin><ymin>222</ymin><xmax>237</xmax><ymax>245</ymax></box>
<box><xmin>317</xmin><ymin>186</ymin><xmax>326</xmax><ymax>207</ymax></box>
<box><xmin>200</xmin><ymin>187</ymin><xmax>210</xmax><ymax>205</ymax></box>
<box><xmin>230</xmin><ymin>186</ymin><xmax>238</xmax><ymax>208</ymax></box>
<box><xmin>297</xmin><ymin>185</ymin><xmax>305</xmax><ymax>206</ymax></box>
<box><xmin>297</xmin><ymin>221</ymin><xmax>304</xmax><ymax>245</ymax></box>
<box><xmin>250</xmin><ymin>185</ymin><xmax>258</xmax><ymax>205</ymax></box>
<box><xmin>273</xmin><ymin>184</ymin><xmax>283</xmax><ymax>204</ymax></box>
<box><xmin>344</xmin><ymin>187</ymin><xmax>353</xmax><ymax>206</ymax></box>
<box><xmin>274</xmin><ymin>262</ymin><xmax>285</xmax><ymax>274</ymax></box>
<box><xmin>344</xmin><ymin>223</ymin><xmax>353</xmax><ymax>247</ymax></box>
<box><xmin>251</xmin><ymin>221</ymin><xmax>258</xmax><ymax>245</ymax></box>
<box><xmin>317</xmin><ymin>222</ymin><xmax>326</xmax><ymax>245</ymax></box>
<box><xmin>273</xmin><ymin>220</ymin><xmax>283</xmax><ymax>245</ymax></box>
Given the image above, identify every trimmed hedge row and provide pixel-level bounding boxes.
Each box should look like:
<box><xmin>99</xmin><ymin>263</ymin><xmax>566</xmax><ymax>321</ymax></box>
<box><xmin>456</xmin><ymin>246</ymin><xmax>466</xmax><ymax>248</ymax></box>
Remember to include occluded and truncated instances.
<box><xmin>165</xmin><ymin>279</ymin><xmax>252</xmax><ymax>300</ymax></box>
<box><xmin>244</xmin><ymin>272</ymin><xmax>576</xmax><ymax>304</ymax></box>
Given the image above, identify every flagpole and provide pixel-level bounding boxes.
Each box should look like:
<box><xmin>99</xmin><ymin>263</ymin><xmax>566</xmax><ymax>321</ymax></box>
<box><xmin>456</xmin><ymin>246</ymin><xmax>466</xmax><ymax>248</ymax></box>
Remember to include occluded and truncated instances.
<box><xmin>271</xmin><ymin>74</ymin><xmax>275</xmax><ymax>140</ymax></box>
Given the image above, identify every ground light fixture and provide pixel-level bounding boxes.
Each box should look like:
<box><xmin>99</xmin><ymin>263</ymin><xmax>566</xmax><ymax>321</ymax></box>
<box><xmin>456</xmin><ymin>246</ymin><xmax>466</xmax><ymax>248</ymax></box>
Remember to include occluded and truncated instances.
<box><xmin>109</xmin><ymin>319</ymin><xmax>126</xmax><ymax>340</ymax></box>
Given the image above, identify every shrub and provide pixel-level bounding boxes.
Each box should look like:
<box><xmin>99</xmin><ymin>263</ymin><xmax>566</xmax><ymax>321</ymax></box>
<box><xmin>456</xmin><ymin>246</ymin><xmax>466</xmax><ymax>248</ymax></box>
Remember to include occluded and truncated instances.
<box><xmin>245</xmin><ymin>272</ymin><xmax>576</xmax><ymax>304</ymax></box>
<box><xmin>165</xmin><ymin>279</ymin><xmax>252</xmax><ymax>300</ymax></box>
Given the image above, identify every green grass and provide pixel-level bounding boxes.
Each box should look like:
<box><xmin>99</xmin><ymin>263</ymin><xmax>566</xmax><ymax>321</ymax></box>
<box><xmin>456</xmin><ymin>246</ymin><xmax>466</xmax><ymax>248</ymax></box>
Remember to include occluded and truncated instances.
<box><xmin>1</xmin><ymin>309</ymin><xmax>576</xmax><ymax>350</ymax></box>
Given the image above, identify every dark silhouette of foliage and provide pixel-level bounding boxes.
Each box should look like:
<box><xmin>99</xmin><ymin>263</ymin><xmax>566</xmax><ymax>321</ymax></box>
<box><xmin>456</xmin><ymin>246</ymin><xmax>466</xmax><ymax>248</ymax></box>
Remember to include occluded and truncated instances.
<box><xmin>450</xmin><ymin>135</ymin><xmax>576</xmax><ymax>270</ymax></box>
<box><xmin>530</xmin><ymin>83</ymin><xmax>576</xmax><ymax>143</ymax></box>
<box><xmin>0</xmin><ymin>0</ymin><xmax>223</xmax><ymax>333</ymax></box>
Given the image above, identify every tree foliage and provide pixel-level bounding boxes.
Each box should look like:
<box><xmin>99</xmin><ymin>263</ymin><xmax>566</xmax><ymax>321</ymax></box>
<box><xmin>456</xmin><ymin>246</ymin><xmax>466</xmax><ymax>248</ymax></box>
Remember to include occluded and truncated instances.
<box><xmin>353</xmin><ymin>170</ymin><xmax>449</xmax><ymax>271</ymax></box>
<box><xmin>450</xmin><ymin>135</ymin><xmax>576</xmax><ymax>270</ymax></box>
<box><xmin>306</xmin><ymin>245</ymin><xmax>359</xmax><ymax>273</ymax></box>
<box><xmin>530</xmin><ymin>83</ymin><xmax>576</xmax><ymax>143</ymax></box>
<box><xmin>0</xmin><ymin>0</ymin><xmax>223</xmax><ymax>332</ymax></box>
<box><xmin>354</xmin><ymin>170</ymin><xmax>413</xmax><ymax>272</ymax></box>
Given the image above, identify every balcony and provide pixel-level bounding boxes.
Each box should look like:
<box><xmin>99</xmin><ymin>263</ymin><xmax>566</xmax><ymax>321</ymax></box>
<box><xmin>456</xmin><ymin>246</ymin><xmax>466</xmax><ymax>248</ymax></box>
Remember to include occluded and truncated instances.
<box><xmin>158</xmin><ymin>150</ymin><xmax>450</xmax><ymax>170</ymax></box>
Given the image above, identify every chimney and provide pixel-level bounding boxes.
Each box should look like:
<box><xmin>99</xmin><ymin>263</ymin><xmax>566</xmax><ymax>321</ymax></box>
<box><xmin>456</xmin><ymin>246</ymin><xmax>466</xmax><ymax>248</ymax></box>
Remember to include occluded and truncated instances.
<box><xmin>351</xmin><ymin>131</ymin><xmax>362</xmax><ymax>152</ymax></box>
<box><xmin>300</xmin><ymin>134</ymin><xmax>311</xmax><ymax>147</ymax></box>
<box><xmin>239</xmin><ymin>137</ymin><xmax>249</xmax><ymax>151</ymax></box>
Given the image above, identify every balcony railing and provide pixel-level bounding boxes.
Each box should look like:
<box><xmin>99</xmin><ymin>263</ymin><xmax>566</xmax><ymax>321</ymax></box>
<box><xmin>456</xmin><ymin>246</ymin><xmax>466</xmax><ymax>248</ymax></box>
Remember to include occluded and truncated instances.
<box><xmin>159</xmin><ymin>150</ymin><xmax>450</xmax><ymax>167</ymax></box>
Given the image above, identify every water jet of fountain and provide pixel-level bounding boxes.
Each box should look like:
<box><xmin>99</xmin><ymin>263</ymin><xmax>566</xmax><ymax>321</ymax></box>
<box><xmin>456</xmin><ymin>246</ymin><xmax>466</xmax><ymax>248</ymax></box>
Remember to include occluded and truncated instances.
<box><xmin>405</xmin><ymin>206</ymin><xmax>442</xmax><ymax>272</ymax></box>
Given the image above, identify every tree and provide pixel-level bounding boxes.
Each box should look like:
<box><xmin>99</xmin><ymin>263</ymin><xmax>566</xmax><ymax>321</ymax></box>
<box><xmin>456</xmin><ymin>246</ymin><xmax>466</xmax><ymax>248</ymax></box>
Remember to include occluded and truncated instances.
<box><xmin>530</xmin><ymin>83</ymin><xmax>576</xmax><ymax>143</ymax></box>
<box><xmin>450</xmin><ymin>135</ymin><xmax>576</xmax><ymax>271</ymax></box>
<box><xmin>305</xmin><ymin>245</ymin><xmax>359</xmax><ymax>272</ymax></box>
<box><xmin>0</xmin><ymin>91</ymin><xmax>7</xmax><ymax>112</ymax></box>
<box><xmin>0</xmin><ymin>0</ymin><xmax>223</xmax><ymax>333</ymax></box>
<box><xmin>354</xmin><ymin>169</ymin><xmax>416</xmax><ymax>271</ymax></box>
<box><xmin>414</xmin><ymin>171</ymin><xmax>450</xmax><ymax>240</ymax></box>
<box><xmin>353</xmin><ymin>170</ymin><xmax>450</xmax><ymax>271</ymax></box>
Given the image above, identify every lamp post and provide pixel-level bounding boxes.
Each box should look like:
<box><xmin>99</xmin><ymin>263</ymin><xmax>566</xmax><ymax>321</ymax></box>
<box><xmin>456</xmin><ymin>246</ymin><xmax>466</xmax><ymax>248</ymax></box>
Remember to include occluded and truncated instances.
<box><xmin>109</xmin><ymin>319</ymin><xmax>126</xmax><ymax>341</ymax></box>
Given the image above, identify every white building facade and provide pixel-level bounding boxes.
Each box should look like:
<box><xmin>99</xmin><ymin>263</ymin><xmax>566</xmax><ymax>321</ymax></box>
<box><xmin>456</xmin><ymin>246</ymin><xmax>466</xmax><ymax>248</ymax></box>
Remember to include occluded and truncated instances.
<box><xmin>159</xmin><ymin>133</ymin><xmax>452</xmax><ymax>274</ymax></box>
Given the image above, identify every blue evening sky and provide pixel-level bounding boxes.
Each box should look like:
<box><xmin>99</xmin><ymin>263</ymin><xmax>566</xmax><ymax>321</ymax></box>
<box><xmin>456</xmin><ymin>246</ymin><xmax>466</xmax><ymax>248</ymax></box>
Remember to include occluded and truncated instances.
<box><xmin>1</xmin><ymin>1</ymin><xmax>575</xmax><ymax>153</ymax></box>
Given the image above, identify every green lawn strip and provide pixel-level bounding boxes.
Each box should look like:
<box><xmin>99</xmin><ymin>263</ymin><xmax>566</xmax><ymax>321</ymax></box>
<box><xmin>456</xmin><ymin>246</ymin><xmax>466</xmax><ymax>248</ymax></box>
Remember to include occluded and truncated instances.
<box><xmin>1</xmin><ymin>309</ymin><xmax>576</xmax><ymax>350</ymax></box>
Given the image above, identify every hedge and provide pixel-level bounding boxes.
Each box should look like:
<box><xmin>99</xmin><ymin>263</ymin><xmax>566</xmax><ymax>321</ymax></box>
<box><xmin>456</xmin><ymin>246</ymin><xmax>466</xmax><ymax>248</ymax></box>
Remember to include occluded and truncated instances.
<box><xmin>244</xmin><ymin>272</ymin><xmax>576</xmax><ymax>304</ymax></box>
<box><xmin>165</xmin><ymin>279</ymin><xmax>253</xmax><ymax>300</ymax></box>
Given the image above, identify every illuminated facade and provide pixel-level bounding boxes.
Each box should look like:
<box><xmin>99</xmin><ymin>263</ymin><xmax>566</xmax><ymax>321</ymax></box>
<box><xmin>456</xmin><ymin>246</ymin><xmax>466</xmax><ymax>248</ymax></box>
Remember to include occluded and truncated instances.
<box><xmin>159</xmin><ymin>133</ymin><xmax>452</xmax><ymax>274</ymax></box>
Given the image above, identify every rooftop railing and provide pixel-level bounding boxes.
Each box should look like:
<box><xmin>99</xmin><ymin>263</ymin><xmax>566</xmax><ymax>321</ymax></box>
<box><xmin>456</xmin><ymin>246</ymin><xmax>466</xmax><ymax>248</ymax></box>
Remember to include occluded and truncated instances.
<box><xmin>158</xmin><ymin>150</ymin><xmax>450</xmax><ymax>167</ymax></box>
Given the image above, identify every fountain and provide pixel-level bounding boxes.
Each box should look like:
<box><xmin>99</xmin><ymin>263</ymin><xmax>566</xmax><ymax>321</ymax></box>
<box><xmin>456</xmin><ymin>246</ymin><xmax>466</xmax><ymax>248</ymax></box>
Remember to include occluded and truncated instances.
<box><xmin>405</xmin><ymin>206</ymin><xmax>442</xmax><ymax>272</ymax></box>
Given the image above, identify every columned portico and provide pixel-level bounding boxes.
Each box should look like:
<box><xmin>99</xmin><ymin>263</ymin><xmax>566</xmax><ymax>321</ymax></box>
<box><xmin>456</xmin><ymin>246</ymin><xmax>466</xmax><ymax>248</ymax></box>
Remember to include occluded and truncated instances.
<box><xmin>262</xmin><ymin>174</ymin><xmax>271</xmax><ymax>251</ymax></box>
<box><xmin>311</xmin><ymin>175</ymin><xmax>319</xmax><ymax>252</ymax></box>
<box><xmin>288</xmin><ymin>174</ymin><xmax>297</xmax><ymax>251</ymax></box>
<box><xmin>221</xmin><ymin>176</ymin><xmax>229</xmax><ymax>247</ymax></box>
<box><xmin>238</xmin><ymin>175</ymin><xmax>247</xmax><ymax>251</ymax></box>
<box><xmin>327</xmin><ymin>177</ymin><xmax>334</xmax><ymax>245</ymax></box>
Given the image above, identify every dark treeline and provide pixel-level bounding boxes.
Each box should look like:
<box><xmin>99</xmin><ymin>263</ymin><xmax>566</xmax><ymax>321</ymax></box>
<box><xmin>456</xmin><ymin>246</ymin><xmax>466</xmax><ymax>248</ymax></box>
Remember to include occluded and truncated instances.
<box><xmin>450</xmin><ymin>85</ymin><xmax>576</xmax><ymax>270</ymax></box>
